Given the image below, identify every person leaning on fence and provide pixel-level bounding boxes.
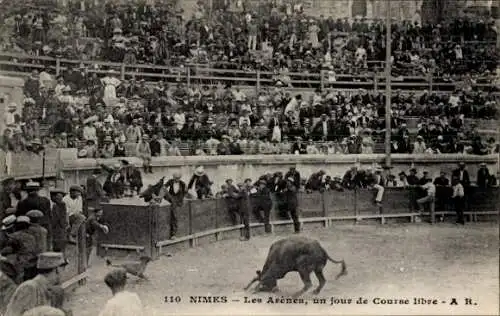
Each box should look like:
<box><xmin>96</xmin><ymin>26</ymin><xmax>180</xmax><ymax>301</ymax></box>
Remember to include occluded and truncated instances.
<box><xmin>370</xmin><ymin>168</ymin><xmax>385</xmax><ymax>207</ymax></box>
<box><xmin>187</xmin><ymin>166</ymin><xmax>212</xmax><ymax>199</ymax></box>
<box><xmin>451</xmin><ymin>176</ymin><xmax>465</xmax><ymax>225</ymax></box>
<box><xmin>251</xmin><ymin>179</ymin><xmax>272</xmax><ymax>233</ymax></box>
<box><xmin>224</xmin><ymin>179</ymin><xmax>241</xmax><ymax>226</ymax></box>
<box><xmin>283</xmin><ymin>177</ymin><xmax>301</xmax><ymax>234</ymax></box>
<box><xmin>136</xmin><ymin>134</ymin><xmax>152</xmax><ymax>174</ymax></box>
<box><xmin>158</xmin><ymin>173</ymin><xmax>186</xmax><ymax>240</ymax></box>
<box><xmin>86</xmin><ymin>207</ymin><xmax>109</xmax><ymax>267</ymax></box>
<box><xmin>4</xmin><ymin>252</ymin><xmax>67</xmax><ymax>316</ymax></box>
<box><xmin>417</xmin><ymin>178</ymin><xmax>436</xmax><ymax>224</ymax></box>
<box><xmin>62</xmin><ymin>186</ymin><xmax>86</xmax><ymax>245</ymax></box>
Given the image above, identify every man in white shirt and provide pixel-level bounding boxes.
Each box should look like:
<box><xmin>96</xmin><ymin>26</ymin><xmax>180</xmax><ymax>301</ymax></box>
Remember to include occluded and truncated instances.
<box><xmin>451</xmin><ymin>176</ymin><xmax>465</xmax><ymax>225</ymax></box>
<box><xmin>99</xmin><ymin>269</ymin><xmax>144</xmax><ymax>316</ymax></box>
<box><xmin>417</xmin><ymin>178</ymin><xmax>436</xmax><ymax>223</ymax></box>
<box><xmin>62</xmin><ymin>185</ymin><xmax>86</xmax><ymax>244</ymax></box>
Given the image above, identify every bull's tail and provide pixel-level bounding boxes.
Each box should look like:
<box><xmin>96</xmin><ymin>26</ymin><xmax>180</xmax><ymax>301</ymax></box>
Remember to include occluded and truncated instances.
<box><xmin>244</xmin><ymin>270</ymin><xmax>261</xmax><ymax>291</ymax></box>
<box><xmin>327</xmin><ymin>256</ymin><xmax>347</xmax><ymax>280</ymax></box>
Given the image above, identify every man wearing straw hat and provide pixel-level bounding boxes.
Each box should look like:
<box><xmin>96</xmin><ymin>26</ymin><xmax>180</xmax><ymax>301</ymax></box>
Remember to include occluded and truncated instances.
<box><xmin>4</xmin><ymin>252</ymin><xmax>67</xmax><ymax>316</ymax></box>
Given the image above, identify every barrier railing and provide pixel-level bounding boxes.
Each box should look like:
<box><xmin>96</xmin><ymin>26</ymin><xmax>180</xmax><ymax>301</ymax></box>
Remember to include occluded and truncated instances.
<box><xmin>97</xmin><ymin>188</ymin><xmax>500</xmax><ymax>259</ymax></box>
<box><xmin>61</xmin><ymin>224</ymin><xmax>88</xmax><ymax>290</ymax></box>
<box><xmin>1</xmin><ymin>52</ymin><xmax>498</xmax><ymax>93</ymax></box>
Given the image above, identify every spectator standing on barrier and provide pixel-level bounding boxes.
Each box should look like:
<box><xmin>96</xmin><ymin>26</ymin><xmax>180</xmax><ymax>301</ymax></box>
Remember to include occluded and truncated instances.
<box><xmin>136</xmin><ymin>134</ymin><xmax>152</xmax><ymax>174</ymax></box>
<box><xmin>251</xmin><ymin>179</ymin><xmax>272</xmax><ymax>233</ymax></box>
<box><xmin>86</xmin><ymin>207</ymin><xmax>109</xmax><ymax>266</ymax></box>
<box><xmin>188</xmin><ymin>166</ymin><xmax>212</xmax><ymax>199</ymax></box>
<box><xmin>99</xmin><ymin>269</ymin><xmax>144</xmax><ymax>316</ymax></box>
<box><xmin>49</xmin><ymin>189</ymin><xmax>68</xmax><ymax>257</ymax></box>
<box><xmin>62</xmin><ymin>185</ymin><xmax>86</xmax><ymax>245</ymax></box>
<box><xmin>370</xmin><ymin>168</ymin><xmax>385</xmax><ymax>207</ymax></box>
<box><xmin>159</xmin><ymin>173</ymin><xmax>186</xmax><ymax>240</ymax></box>
<box><xmin>452</xmin><ymin>176</ymin><xmax>465</xmax><ymax>225</ymax></box>
<box><xmin>417</xmin><ymin>178</ymin><xmax>436</xmax><ymax>224</ymax></box>
<box><xmin>86</xmin><ymin>169</ymin><xmax>107</xmax><ymax>210</ymax></box>
<box><xmin>285</xmin><ymin>167</ymin><xmax>301</xmax><ymax>188</ymax></box>
<box><xmin>4</xmin><ymin>252</ymin><xmax>67</xmax><ymax>316</ymax></box>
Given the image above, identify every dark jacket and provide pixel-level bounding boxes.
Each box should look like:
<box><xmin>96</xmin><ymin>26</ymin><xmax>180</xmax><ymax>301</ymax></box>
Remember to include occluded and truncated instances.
<box><xmin>162</xmin><ymin>179</ymin><xmax>187</xmax><ymax>206</ymax></box>
<box><xmin>16</xmin><ymin>195</ymin><xmax>51</xmax><ymax>228</ymax></box>
<box><xmin>85</xmin><ymin>176</ymin><xmax>107</xmax><ymax>207</ymax></box>
<box><xmin>452</xmin><ymin>168</ymin><xmax>470</xmax><ymax>186</ymax></box>
<box><xmin>477</xmin><ymin>167</ymin><xmax>490</xmax><ymax>188</ymax></box>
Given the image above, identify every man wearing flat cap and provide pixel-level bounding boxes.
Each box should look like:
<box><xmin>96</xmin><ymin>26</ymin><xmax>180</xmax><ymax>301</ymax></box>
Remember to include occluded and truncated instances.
<box><xmin>26</xmin><ymin>210</ymin><xmax>48</xmax><ymax>254</ymax></box>
<box><xmin>16</xmin><ymin>181</ymin><xmax>51</xmax><ymax>236</ymax></box>
<box><xmin>1</xmin><ymin>216</ymin><xmax>37</xmax><ymax>281</ymax></box>
<box><xmin>62</xmin><ymin>185</ymin><xmax>86</xmax><ymax>244</ymax></box>
<box><xmin>5</xmin><ymin>252</ymin><xmax>66</xmax><ymax>316</ymax></box>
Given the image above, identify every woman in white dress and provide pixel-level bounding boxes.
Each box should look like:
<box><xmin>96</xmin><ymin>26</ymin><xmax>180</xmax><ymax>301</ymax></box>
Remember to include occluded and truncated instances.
<box><xmin>101</xmin><ymin>70</ymin><xmax>121</xmax><ymax>107</ymax></box>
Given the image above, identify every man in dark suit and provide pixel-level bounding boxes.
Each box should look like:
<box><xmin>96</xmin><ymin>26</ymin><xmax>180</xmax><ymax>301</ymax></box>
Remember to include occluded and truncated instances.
<box><xmin>16</xmin><ymin>181</ymin><xmax>51</xmax><ymax>236</ymax></box>
<box><xmin>284</xmin><ymin>167</ymin><xmax>301</xmax><ymax>189</ymax></box>
<box><xmin>291</xmin><ymin>137</ymin><xmax>307</xmax><ymax>154</ymax></box>
<box><xmin>187</xmin><ymin>166</ymin><xmax>212</xmax><ymax>199</ymax></box>
<box><xmin>476</xmin><ymin>163</ymin><xmax>491</xmax><ymax>189</ymax></box>
<box><xmin>159</xmin><ymin>173</ymin><xmax>187</xmax><ymax>240</ymax></box>
<box><xmin>434</xmin><ymin>171</ymin><xmax>451</xmax><ymax>212</ymax></box>
<box><xmin>251</xmin><ymin>180</ymin><xmax>272</xmax><ymax>233</ymax></box>
<box><xmin>312</xmin><ymin>114</ymin><xmax>332</xmax><ymax>141</ymax></box>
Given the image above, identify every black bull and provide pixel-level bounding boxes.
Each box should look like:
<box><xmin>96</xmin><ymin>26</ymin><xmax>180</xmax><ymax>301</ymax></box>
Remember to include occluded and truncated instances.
<box><xmin>245</xmin><ymin>236</ymin><xmax>347</xmax><ymax>297</ymax></box>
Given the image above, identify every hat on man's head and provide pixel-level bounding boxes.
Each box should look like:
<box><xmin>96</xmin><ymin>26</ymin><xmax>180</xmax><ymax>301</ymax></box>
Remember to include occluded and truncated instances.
<box><xmin>173</xmin><ymin>172</ymin><xmax>181</xmax><ymax>179</ymax></box>
<box><xmin>16</xmin><ymin>216</ymin><xmax>30</xmax><ymax>224</ymax></box>
<box><xmin>26</xmin><ymin>210</ymin><xmax>44</xmax><ymax>218</ymax></box>
<box><xmin>410</xmin><ymin>168</ymin><xmax>417</xmax><ymax>173</ymax></box>
<box><xmin>69</xmin><ymin>185</ymin><xmax>83</xmax><ymax>192</ymax></box>
<box><xmin>1</xmin><ymin>215</ymin><xmax>16</xmax><ymax>230</ymax></box>
<box><xmin>25</xmin><ymin>181</ymin><xmax>41</xmax><ymax>190</ymax></box>
<box><xmin>37</xmin><ymin>252</ymin><xmax>67</xmax><ymax>270</ymax></box>
<box><xmin>480</xmin><ymin>162</ymin><xmax>486</xmax><ymax>167</ymax></box>
<box><xmin>49</xmin><ymin>188</ymin><xmax>66</xmax><ymax>195</ymax></box>
<box><xmin>194</xmin><ymin>166</ymin><xmax>205</xmax><ymax>176</ymax></box>
<box><xmin>104</xmin><ymin>268</ymin><xmax>128</xmax><ymax>288</ymax></box>
<box><xmin>23</xmin><ymin>306</ymin><xmax>66</xmax><ymax>316</ymax></box>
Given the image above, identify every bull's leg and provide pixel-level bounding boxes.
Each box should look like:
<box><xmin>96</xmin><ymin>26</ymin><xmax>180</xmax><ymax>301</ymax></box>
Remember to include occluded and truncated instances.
<box><xmin>292</xmin><ymin>270</ymin><xmax>312</xmax><ymax>298</ymax></box>
<box><xmin>312</xmin><ymin>268</ymin><xmax>326</xmax><ymax>295</ymax></box>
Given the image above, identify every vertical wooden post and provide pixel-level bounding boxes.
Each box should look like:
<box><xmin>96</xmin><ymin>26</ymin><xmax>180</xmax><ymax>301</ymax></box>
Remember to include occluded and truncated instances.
<box><xmin>56</xmin><ymin>58</ymin><xmax>61</xmax><ymax>76</ymax></box>
<box><xmin>120</xmin><ymin>63</ymin><xmax>125</xmax><ymax>80</ymax></box>
<box><xmin>321</xmin><ymin>192</ymin><xmax>327</xmax><ymax>227</ymax></box>
<box><xmin>149</xmin><ymin>205</ymin><xmax>157</xmax><ymax>259</ymax></box>
<box><xmin>256</xmin><ymin>69</ymin><xmax>260</xmax><ymax>95</ymax></box>
<box><xmin>374</xmin><ymin>75</ymin><xmax>378</xmax><ymax>92</ymax></box>
<box><xmin>77</xmin><ymin>224</ymin><xmax>87</xmax><ymax>286</ymax></box>
<box><xmin>187</xmin><ymin>67</ymin><xmax>191</xmax><ymax>89</ymax></box>
<box><xmin>188</xmin><ymin>200</ymin><xmax>193</xmax><ymax>246</ymax></box>
<box><xmin>354</xmin><ymin>188</ymin><xmax>359</xmax><ymax>223</ymax></box>
<box><xmin>320</xmin><ymin>69</ymin><xmax>325</xmax><ymax>91</ymax></box>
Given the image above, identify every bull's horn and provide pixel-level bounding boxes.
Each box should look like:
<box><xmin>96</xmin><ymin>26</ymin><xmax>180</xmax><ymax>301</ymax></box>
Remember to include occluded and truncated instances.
<box><xmin>244</xmin><ymin>277</ymin><xmax>259</xmax><ymax>291</ymax></box>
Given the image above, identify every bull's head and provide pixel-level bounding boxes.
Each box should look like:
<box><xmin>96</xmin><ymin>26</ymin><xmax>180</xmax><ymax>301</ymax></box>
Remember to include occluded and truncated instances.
<box><xmin>244</xmin><ymin>270</ymin><xmax>277</xmax><ymax>293</ymax></box>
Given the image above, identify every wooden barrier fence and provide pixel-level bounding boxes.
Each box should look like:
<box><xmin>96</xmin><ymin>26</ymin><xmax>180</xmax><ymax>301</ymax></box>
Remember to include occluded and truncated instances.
<box><xmin>97</xmin><ymin>187</ymin><xmax>500</xmax><ymax>259</ymax></box>
<box><xmin>0</xmin><ymin>52</ymin><xmax>498</xmax><ymax>94</ymax></box>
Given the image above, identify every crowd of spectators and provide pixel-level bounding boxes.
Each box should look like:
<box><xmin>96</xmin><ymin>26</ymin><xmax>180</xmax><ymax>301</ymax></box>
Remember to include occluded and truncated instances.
<box><xmin>1</xmin><ymin>65</ymin><xmax>498</xmax><ymax>157</ymax></box>
<box><xmin>1</xmin><ymin>0</ymin><xmax>498</xmax><ymax>78</ymax></box>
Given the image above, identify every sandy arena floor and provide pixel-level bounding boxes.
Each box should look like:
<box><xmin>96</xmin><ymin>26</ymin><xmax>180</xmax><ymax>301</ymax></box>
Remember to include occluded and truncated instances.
<box><xmin>67</xmin><ymin>222</ymin><xmax>499</xmax><ymax>315</ymax></box>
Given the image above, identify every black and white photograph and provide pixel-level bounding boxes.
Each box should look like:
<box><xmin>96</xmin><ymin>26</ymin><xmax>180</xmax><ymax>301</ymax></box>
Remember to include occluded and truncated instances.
<box><xmin>0</xmin><ymin>0</ymin><xmax>499</xmax><ymax>315</ymax></box>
